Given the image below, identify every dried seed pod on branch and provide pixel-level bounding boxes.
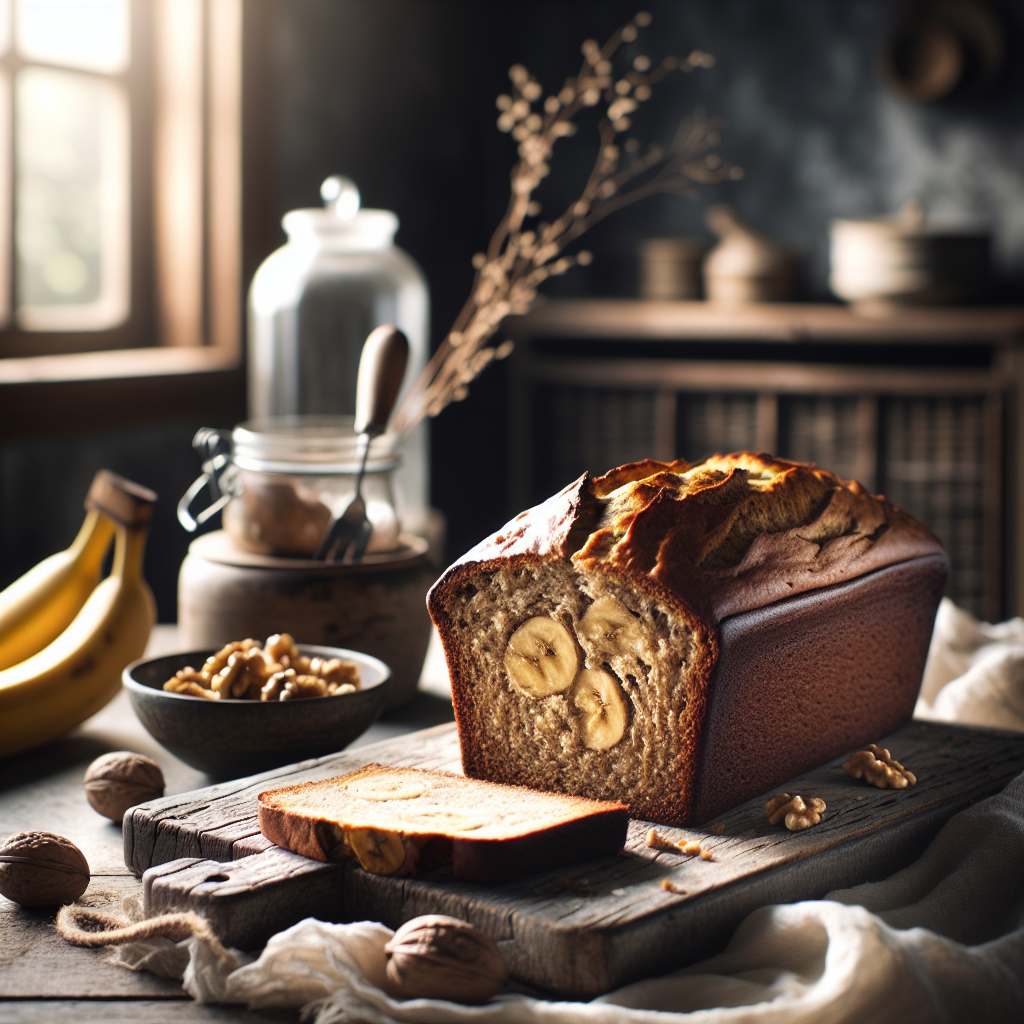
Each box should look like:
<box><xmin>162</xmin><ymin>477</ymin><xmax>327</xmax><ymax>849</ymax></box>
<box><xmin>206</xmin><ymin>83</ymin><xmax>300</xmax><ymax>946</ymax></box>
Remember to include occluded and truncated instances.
<box><xmin>391</xmin><ymin>11</ymin><xmax>739</xmax><ymax>435</ymax></box>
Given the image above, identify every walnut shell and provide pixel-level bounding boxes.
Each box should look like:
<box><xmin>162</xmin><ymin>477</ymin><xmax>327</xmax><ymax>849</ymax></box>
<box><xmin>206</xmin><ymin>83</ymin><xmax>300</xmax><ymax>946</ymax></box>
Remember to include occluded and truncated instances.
<box><xmin>83</xmin><ymin>751</ymin><xmax>165</xmax><ymax>821</ymax></box>
<box><xmin>0</xmin><ymin>831</ymin><xmax>90</xmax><ymax>907</ymax></box>
<box><xmin>384</xmin><ymin>914</ymin><xmax>507</xmax><ymax>1004</ymax></box>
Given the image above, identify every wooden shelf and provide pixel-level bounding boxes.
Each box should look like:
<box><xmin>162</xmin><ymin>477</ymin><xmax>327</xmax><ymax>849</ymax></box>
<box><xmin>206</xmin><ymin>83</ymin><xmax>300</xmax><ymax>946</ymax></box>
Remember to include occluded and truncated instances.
<box><xmin>0</xmin><ymin>344</ymin><xmax>239</xmax><ymax>385</ymax></box>
<box><xmin>506</xmin><ymin>299</ymin><xmax>1024</xmax><ymax>620</ymax></box>
<box><xmin>505</xmin><ymin>300</ymin><xmax>1024</xmax><ymax>345</ymax></box>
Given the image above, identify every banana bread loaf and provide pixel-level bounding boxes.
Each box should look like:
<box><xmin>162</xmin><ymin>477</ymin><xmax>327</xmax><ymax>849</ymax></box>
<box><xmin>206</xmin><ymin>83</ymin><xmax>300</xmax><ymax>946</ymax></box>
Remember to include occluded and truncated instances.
<box><xmin>427</xmin><ymin>453</ymin><xmax>948</xmax><ymax>825</ymax></box>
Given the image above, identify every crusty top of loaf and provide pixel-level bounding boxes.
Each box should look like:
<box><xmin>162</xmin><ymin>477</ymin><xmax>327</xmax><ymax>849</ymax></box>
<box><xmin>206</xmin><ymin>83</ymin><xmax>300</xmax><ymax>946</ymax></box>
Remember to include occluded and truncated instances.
<box><xmin>433</xmin><ymin>452</ymin><xmax>944</xmax><ymax>624</ymax></box>
<box><xmin>258</xmin><ymin>763</ymin><xmax>628</xmax><ymax>841</ymax></box>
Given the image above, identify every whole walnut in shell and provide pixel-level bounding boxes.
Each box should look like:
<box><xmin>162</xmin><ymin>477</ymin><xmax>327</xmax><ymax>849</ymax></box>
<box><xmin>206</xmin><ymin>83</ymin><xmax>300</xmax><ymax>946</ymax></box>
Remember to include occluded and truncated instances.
<box><xmin>0</xmin><ymin>831</ymin><xmax>90</xmax><ymax>907</ymax></box>
<box><xmin>384</xmin><ymin>914</ymin><xmax>507</xmax><ymax>1004</ymax></box>
<box><xmin>83</xmin><ymin>751</ymin><xmax>165</xmax><ymax>821</ymax></box>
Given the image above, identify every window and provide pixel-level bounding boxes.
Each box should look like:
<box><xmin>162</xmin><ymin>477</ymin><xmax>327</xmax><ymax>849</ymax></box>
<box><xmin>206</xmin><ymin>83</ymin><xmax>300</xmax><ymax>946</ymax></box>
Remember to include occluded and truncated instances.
<box><xmin>0</xmin><ymin>0</ymin><xmax>241</xmax><ymax>360</ymax></box>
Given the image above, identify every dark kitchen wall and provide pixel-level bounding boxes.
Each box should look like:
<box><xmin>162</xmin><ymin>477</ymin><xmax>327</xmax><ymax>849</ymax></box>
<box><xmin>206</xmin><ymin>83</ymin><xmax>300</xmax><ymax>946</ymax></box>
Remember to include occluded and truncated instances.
<box><xmin>261</xmin><ymin>0</ymin><xmax>1024</xmax><ymax>561</ymax></box>
<box><xmin>3</xmin><ymin>1</ymin><xmax>1021</xmax><ymax>618</ymax></box>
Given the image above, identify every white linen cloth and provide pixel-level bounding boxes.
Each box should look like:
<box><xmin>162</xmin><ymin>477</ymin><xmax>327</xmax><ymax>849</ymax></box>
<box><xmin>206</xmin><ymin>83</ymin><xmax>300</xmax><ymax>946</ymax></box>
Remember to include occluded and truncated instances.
<box><xmin>106</xmin><ymin>600</ymin><xmax>1024</xmax><ymax>1022</ymax></box>
<box><xmin>916</xmin><ymin>598</ymin><xmax>1024</xmax><ymax>732</ymax></box>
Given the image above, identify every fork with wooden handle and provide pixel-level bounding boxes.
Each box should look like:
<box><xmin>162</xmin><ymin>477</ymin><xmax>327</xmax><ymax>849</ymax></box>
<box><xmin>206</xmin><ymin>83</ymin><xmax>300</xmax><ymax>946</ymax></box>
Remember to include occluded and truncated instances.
<box><xmin>314</xmin><ymin>325</ymin><xmax>409</xmax><ymax>563</ymax></box>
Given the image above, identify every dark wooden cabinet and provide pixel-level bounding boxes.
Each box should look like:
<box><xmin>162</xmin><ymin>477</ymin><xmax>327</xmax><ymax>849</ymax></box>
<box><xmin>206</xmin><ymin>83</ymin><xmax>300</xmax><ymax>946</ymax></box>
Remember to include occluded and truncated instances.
<box><xmin>505</xmin><ymin>301</ymin><xmax>1024</xmax><ymax>621</ymax></box>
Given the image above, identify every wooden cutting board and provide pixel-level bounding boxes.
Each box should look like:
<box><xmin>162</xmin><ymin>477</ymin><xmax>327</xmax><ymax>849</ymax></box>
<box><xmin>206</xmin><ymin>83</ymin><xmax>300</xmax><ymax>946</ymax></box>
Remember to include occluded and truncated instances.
<box><xmin>124</xmin><ymin>720</ymin><xmax>1024</xmax><ymax>999</ymax></box>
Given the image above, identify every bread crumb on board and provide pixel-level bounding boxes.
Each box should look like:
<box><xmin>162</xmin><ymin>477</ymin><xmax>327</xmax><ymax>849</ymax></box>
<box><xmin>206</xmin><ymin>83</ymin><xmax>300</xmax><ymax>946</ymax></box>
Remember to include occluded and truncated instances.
<box><xmin>645</xmin><ymin>828</ymin><xmax>712</xmax><ymax>858</ymax></box>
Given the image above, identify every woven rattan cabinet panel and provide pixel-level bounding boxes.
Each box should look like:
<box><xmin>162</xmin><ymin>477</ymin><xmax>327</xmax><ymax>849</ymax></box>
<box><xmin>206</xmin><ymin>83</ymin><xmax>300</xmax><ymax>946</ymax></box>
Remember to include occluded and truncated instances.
<box><xmin>505</xmin><ymin>302</ymin><xmax>1024</xmax><ymax>621</ymax></box>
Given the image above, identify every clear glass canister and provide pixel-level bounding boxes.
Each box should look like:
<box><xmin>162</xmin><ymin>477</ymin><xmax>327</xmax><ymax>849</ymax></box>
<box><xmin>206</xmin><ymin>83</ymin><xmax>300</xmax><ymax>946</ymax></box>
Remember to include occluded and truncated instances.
<box><xmin>247</xmin><ymin>177</ymin><xmax>429</xmax><ymax>537</ymax></box>
<box><xmin>182</xmin><ymin>417</ymin><xmax>403</xmax><ymax>559</ymax></box>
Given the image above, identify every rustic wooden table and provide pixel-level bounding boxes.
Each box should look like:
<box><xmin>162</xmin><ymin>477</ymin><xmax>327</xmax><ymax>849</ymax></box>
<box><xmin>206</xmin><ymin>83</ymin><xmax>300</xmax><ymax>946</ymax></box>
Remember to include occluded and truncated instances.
<box><xmin>4</xmin><ymin>628</ymin><xmax>1021</xmax><ymax>1019</ymax></box>
<box><xmin>0</xmin><ymin>627</ymin><xmax>456</xmax><ymax>1023</ymax></box>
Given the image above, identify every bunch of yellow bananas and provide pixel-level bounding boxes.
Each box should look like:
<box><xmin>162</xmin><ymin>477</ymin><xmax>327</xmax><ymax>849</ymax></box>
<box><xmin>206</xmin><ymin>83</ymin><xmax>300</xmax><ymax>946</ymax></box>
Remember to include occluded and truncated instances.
<box><xmin>0</xmin><ymin>470</ymin><xmax>158</xmax><ymax>759</ymax></box>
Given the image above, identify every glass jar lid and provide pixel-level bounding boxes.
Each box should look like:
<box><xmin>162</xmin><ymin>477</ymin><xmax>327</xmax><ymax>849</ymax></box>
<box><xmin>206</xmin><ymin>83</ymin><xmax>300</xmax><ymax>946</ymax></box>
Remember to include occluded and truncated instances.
<box><xmin>231</xmin><ymin>416</ymin><xmax>401</xmax><ymax>475</ymax></box>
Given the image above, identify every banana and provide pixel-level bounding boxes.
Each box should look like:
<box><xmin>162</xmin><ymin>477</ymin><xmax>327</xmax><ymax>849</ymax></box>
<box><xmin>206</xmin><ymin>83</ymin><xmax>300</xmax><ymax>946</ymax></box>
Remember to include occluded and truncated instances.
<box><xmin>0</xmin><ymin>512</ymin><xmax>156</xmax><ymax>760</ymax></box>
<box><xmin>347</xmin><ymin>827</ymin><xmax>408</xmax><ymax>874</ymax></box>
<box><xmin>576</xmin><ymin>596</ymin><xmax>647</xmax><ymax>660</ymax></box>
<box><xmin>570</xmin><ymin>668</ymin><xmax>629</xmax><ymax>750</ymax></box>
<box><xmin>0</xmin><ymin>475</ymin><xmax>120</xmax><ymax>670</ymax></box>
<box><xmin>504</xmin><ymin>616</ymin><xmax>579</xmax><ymax>697</ymax></box>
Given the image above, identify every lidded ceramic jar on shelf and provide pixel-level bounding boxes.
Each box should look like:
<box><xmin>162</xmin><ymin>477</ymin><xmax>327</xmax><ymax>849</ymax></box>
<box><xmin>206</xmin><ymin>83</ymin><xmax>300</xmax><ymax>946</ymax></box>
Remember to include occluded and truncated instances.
<box><xmin>702</xmin><ymin>205</ymin><xmax>798</xmax><ymax>303</ymax></box>
<box><xmin>247</xmin><ymin>176</ymin><xmax>430</xmax><ymax>538</ymax></box>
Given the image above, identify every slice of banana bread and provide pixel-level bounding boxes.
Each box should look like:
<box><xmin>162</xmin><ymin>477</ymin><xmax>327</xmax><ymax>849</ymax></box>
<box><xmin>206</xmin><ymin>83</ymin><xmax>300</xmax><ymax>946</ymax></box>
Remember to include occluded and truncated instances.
<box><xmin>258</xmin><ymin>763</ymin><xmax>629</xmax><ymax>883</ymax></box>
<box><xmin>428</xmin><ymin>453</ymin><xmax>948</xmax><ymax>825</ymax></box>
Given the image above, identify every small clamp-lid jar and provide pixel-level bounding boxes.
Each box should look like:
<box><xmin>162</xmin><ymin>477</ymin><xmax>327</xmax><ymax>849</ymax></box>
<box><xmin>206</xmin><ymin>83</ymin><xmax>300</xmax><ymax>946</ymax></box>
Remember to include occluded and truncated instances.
<box><xmin>178</xmin><ymin>416</ymin><xmax>402</xmax><ymax>559</ymax></box>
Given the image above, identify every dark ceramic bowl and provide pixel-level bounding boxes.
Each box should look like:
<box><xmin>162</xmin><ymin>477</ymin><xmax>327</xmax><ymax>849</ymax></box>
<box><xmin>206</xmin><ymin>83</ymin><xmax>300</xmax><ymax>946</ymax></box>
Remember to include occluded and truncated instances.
<box><xmin>123</xmin><ymin>645</ymin><xmax>391</xmax><ymax>778</ymax></box>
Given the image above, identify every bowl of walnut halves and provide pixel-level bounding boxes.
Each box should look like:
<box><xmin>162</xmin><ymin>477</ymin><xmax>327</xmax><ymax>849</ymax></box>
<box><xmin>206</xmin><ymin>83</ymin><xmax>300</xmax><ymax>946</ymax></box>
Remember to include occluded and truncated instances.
<box><xmin>123</xmin><ymin>634</ymin><xmax>391</xmax><ymax>778</ymax></box>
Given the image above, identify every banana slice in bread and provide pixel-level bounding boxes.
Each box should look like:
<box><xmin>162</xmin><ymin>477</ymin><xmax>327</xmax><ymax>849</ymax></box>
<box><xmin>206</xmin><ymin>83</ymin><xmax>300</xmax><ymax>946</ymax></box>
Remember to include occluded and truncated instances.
<box><xmin>576</xmin><ymin>597</ymin><xmax>646</xmax><ymax>658</ymax></box>
<box><xmin>570</xmin><ymin>669</ymin><xmax>629</xmax><ymax>750</ymax></box>
<box><xmin>504</xmin><ymin>616</ymin><xmax>579</xmax><ymax>697</ymax></box>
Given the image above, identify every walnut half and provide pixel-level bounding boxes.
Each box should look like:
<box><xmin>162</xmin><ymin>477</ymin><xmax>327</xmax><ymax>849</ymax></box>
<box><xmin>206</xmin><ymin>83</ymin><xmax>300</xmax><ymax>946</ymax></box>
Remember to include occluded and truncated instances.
<box><xmin>765</xmin><ymin>793</ymin><xmax>826</xmax><ymax>831</ymax></box>
<box><xmin>844</xmin><ymin>744</ymin><xmax>917</xmax><ymax>789</ymax></box>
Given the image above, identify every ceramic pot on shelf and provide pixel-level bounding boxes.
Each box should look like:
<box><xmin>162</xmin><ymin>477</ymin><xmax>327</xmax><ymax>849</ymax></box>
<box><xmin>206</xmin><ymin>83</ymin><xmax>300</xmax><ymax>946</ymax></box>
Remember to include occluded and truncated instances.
<box><xmin>637</xmin><ymin>238</ymin><xmax>706</xmax><ymax>300</ymax></box>
<box><xmin>829</xmin><ymin>198</ymin><xmax>989</xmax><ymax>313</ymax></box>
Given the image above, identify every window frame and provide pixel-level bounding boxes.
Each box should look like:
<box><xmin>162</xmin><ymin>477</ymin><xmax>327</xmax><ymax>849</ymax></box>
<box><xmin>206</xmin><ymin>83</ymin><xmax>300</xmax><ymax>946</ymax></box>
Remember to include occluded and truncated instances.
<box><xmin>0</xmin><ymin>0</ymin><xmax>251</xmax><ymax>438</ymax></box>
<box><xmin>0</xmin><ymin>0</ymin><xmax>243</xmax><ymax>362</ymax></box>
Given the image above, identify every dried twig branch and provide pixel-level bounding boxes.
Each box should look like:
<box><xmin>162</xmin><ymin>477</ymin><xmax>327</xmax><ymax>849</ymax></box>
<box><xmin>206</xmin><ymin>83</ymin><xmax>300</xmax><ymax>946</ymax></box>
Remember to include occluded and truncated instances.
<box><xmin>391</xmin><ymin>11</ymin><xmax>740</xmax><ymax>436</ymax></box>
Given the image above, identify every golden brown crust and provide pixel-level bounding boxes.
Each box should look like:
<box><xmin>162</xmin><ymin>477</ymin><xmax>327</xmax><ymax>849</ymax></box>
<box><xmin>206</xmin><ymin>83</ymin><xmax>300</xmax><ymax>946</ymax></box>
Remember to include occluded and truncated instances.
<box><xmin>577</xmin><ymin>453</ymin><xmax>942</xmax><ymax>623</ymax></box>
<box><xmin>439</xmin><ymin>454</ymin><xmax>942</xmax><ymax>628</ymax></box>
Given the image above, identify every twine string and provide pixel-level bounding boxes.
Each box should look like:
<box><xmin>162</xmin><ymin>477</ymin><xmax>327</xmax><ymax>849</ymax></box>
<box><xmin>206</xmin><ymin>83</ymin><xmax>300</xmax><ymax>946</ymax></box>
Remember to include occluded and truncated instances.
<box><xmin>55</xmin><ymin>904</ymin><xmax>234</xmax><ymax>964</ymax></box>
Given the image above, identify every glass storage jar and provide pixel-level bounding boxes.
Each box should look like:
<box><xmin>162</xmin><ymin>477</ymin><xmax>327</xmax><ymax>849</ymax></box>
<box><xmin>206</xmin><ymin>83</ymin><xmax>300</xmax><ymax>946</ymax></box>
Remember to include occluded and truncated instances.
<box><xmin>178</xmin><ymin>416</ymin><xmax>403</xmax><ymax>559</ymax></box>
<box><xmin>247</xmin><ymin>177</ymin><xmax>429</xmax><ymax>537</ymax></box>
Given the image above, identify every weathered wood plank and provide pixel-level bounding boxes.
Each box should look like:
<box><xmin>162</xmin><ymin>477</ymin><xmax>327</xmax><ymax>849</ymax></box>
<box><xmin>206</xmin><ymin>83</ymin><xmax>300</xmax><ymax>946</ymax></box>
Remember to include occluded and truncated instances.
<box><xmin>0</xmin><ymin>1002</ymin><xmax>299</xmax><ymax>1023</ymax></box>
<box><xmin>143</xmin><ymin>852</ymin><xmax>348</xmax><ymax>952</ymax></box>
<box><xmin>133</xmin><ymin>720</ymin><xmax>1024</xmax><ymax>997</ymax></box>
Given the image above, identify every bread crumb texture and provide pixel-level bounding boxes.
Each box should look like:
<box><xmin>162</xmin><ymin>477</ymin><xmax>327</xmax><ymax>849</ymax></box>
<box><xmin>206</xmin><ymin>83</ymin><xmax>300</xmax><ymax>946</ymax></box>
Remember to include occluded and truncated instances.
<box><xmin>451</xmin><ymin>559</ymin><xmax>695</xmax><ymax>815</ymax></box>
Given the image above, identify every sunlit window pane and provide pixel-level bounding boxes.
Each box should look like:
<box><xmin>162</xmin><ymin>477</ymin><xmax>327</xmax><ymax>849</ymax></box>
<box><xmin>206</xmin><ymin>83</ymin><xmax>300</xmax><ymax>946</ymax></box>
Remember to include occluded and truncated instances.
<box><xmin>16</xmin><ymin>0</ymin><xmax>128</xmax><ymax>74</ymax></box>
<box><xmin>16</xmin><ymin>66</ymin><xmax>129</xmax><ymax>330</ymax></box>
<box><xmin>0</xmin><ymin>0</ymin><xmax>11</xmax><ymax>56</ymax></box>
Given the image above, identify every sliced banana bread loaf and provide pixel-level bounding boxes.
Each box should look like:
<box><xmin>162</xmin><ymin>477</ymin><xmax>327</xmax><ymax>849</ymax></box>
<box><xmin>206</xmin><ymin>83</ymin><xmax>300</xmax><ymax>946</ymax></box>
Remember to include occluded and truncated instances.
<box><xmin>427</xmin><ymin>453</ymin><xmax>948</xmax><ymax>825</ymax></box>
<box><xmin>258</xmin><ymin>763</ymin><xmax>629</xmax><ymax>883</ymax></box>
